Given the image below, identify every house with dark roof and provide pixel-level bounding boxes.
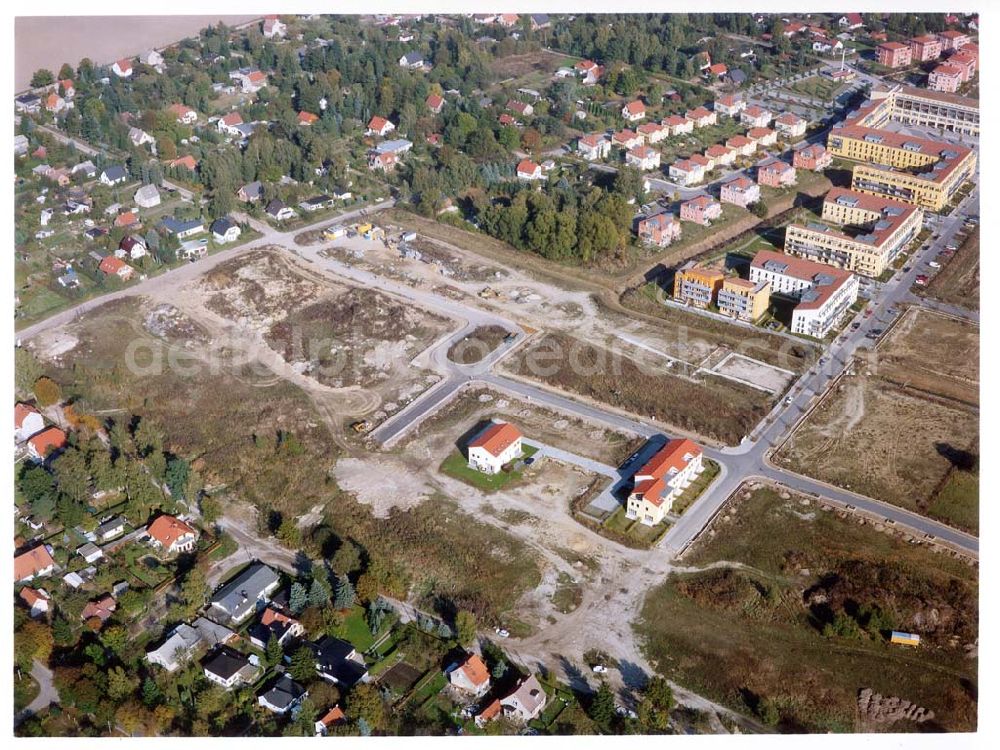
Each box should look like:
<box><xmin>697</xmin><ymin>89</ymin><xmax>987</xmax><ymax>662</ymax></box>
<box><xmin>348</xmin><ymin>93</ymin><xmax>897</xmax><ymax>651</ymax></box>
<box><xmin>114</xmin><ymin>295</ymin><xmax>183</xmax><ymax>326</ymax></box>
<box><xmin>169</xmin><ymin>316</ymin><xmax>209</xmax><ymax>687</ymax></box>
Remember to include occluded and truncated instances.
<box><xmin>203</xmin><ymin>645</ymin><xmax>257</xmax><ymax>688</ymax></box>
<box><xmin>100</xmin><ymin>165</ymin><xmax>128</xmax><ymax>186</ymax></box>
<box><xmin>309</xmin><ymin>635</ymin><xmax>369</xmax><ymax>687</ymax></box>
<box><xmin>211</xmin><ymin>217</ymin><xmax>241</xmax><ymax>243</ymax></box>
<box><xmin>209</xmin><ymin>562</ymin><xmax>281</xmax><ymax>624</ymax></box>
<box><xmin>258</xmin><ymin>673</ymin><xmax>308</xmax><ymax>714</ymax></box>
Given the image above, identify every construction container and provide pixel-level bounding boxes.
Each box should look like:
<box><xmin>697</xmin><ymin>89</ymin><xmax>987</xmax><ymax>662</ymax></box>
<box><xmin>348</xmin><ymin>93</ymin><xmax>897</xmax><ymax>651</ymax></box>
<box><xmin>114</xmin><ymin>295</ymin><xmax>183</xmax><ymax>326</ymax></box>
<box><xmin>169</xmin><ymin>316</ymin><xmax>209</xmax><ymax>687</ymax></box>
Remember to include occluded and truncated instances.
<box><xmin>890</xmin><ymin>631</ymin><xmax>921</xmax><ymax>647</ymax></box>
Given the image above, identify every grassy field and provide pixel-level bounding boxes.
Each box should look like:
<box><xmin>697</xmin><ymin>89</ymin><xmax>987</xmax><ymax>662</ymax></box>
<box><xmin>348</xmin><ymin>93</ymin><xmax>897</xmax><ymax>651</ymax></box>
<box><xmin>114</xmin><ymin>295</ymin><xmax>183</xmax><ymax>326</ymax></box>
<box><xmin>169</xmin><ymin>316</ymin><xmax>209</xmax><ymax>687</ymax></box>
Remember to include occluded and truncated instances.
<box><xmin>919</xmin><ymin>228</ymin><xmax>979</xmax><ymax>311</ymax></box>
<box><xmin>671</xmin><ymin>458</ymin><xmax>721</xmax><ymax>515</ymax></box>
<box><xmin>782</xmin><ymin>76</ymin><xmax>847</xmax><ymax>101</ymax></box>
<box><xmin>636</xmin><ymin>485</ymin><xmax>977</xmax><ymax>733</ymax></box>
<box><xmin>774</xmin><ymin>309</ymin><xmax>978</xmax><ymax>532</ymax></box>
<box><xmin>439</xmin><ymin>444</ymin><xmax>540</xmax><ymax>492</ymax></box>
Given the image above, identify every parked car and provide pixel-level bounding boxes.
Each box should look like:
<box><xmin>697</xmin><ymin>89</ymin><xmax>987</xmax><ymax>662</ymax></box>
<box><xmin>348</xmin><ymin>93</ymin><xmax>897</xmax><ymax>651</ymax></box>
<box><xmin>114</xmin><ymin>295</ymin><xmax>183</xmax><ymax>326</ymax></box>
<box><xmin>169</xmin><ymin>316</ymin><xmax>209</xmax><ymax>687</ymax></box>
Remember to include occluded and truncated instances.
<box><xmin>592</xmin><ymin>665</ymin><xmax>608</xmax><ymax>674</ymax></box>
<box><xmin>494</xmin><ymin>627</ymin><xmax>510</xmax><ymax>638</ymax></box>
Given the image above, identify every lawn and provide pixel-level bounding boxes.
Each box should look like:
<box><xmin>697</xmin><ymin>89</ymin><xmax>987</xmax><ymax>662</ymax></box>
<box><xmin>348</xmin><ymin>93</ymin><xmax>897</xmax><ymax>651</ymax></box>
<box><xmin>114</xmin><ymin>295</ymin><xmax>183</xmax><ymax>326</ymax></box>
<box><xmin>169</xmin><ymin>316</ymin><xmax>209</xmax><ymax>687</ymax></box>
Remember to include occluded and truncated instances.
<box><xmin>670</xmin><ymin>458</ymin><xmax>721</xmax><ymax>515</ymax></box>
<box><xmin>330</xmin><ymin>604</ymin><xmax>389</xmax><ymax>653</ymax></box>
<box><xmin>636</xmin><ymin>484</ymin><xmax>978</xmax><ymax>732</ymax></box>
<box><xmin>602</xmin><ymin>506</ymin><xmax>670</xmax><ymax>548</ymax></box>
<box><xmin>439</xmin><ymin>444</ymin><xmax>540</xmax><ymax>492</ymax></box>
<box><xmin>928</xmin><ymin>468</ymin><xmax>978</xmax><ymax>534</ymax></box>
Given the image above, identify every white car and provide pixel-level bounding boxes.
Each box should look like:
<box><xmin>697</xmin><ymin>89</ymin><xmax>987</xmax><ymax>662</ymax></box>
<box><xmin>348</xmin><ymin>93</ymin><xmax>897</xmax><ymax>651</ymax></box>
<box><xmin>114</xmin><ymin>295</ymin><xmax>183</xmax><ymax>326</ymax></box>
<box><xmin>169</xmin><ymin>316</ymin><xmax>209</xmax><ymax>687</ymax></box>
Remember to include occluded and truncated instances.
<box><xmin>592</xmin><ymin>665</ymin><xmax>608</xmax><ymax>674</ymax></box>
<box><xmin>495</xmin><ymin>627</ymin><xmax>510</xmax><ymax>638</ymax></box>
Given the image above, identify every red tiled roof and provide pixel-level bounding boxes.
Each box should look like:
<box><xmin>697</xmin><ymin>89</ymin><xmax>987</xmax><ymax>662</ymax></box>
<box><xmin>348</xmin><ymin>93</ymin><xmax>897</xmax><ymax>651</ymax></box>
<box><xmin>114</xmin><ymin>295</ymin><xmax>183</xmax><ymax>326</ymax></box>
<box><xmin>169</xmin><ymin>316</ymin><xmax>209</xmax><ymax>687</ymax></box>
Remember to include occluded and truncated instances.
<box><xmin>468</xmin><ymin>422</ymin><xmax>523</xmax><ymax>457</ymax></box>
<box><xmin>318</xmin><ymin>706</ymin><xmax>346</xmax><ymax>728</ymax></box>
<box><xmin>147</xmin><ymin>514</ymin><xmax>196</xmax><ymax>549</ymax></box>
<box><xmin>636</xmin><ymin>438</ymin><xmax>702</xmax><ymax>483</ymax></box>
<box><xmin>458</xmin><ymin>654</ymin><xmax>490</xmax><ymax>686</ymax></box>
<box><xmin>170</xmin><ymin>155</ymin><xmax>198</xmax><ymax>171</ymax></box>
<box><xmin>368</xmin><ymin>115</ymin><xmax>390</xmax><ymax>132</ymax></box>
<box><xmin>28</xmin><ymin>426</ymin><xmax>66</xmax><ymax>457</ymax></box>
<box><xmin>477</xmin><ymin>698</ymin><xmax>502</xmax><ymax>723</ymax></box>
<box><xmin>516</xmin><ymin>159</ymin><xmax>540</xmax><ymax>176</ymax></box>
<box><xmin>14</xmin><ymin>546</ymin><xmax>55</xmax><ymax>581</ymax></box>
<box><xmin>624</xmin><ymin>100</ymin><xmax>645</xmax><ymax>115</ymax></box>
<box><xmin>20</xmin><ymin>587</ymin><xmax>49</xmax><ymax>607</ymax></box>
<box><xmin>15</xmin><ymin>403</ymin><xmax>40</xmax><ymax>430</ymax></box>
<box><xmin>298</xmin><ymin>111</ymin><xmax>319</xmax><ymax>125</ymax></box>
<box><xmin>426</xmin><ymin>94</ymin><xmax>444</xmax><ymax>110</ymax></box>
<box><xmin>222</xmin><ymin>112</ymin><xmax>243</xmax><ymax>127</ymax></box>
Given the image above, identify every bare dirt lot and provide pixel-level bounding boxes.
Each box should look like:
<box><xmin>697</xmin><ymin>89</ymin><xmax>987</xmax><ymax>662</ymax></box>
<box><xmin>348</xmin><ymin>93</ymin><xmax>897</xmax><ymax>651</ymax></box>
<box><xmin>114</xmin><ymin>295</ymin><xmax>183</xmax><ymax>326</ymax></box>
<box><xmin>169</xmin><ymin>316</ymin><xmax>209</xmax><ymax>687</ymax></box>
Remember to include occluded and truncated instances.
<box><xmin>504</xmin><ymin>332</ymin><xmax>773</xmax><ymax>445</ymax></box>
<box><xmin>920</xmin><ymin>228</ymin><xmax>979</xmax><ymax>311</ymax></box>
<box><xmin>447</xmin><ymin>325</ymin><xmax>510</xmax><ymax>364</ymax></box>
<box><xmin>774</xmin><ymin>309</ymin><xmax>978</xmax><ymax>532</ymax></box>
<box><xmin>637</xmin><ymin>483</ymin><xmax>977</xmax><ymax>733</ymax></box>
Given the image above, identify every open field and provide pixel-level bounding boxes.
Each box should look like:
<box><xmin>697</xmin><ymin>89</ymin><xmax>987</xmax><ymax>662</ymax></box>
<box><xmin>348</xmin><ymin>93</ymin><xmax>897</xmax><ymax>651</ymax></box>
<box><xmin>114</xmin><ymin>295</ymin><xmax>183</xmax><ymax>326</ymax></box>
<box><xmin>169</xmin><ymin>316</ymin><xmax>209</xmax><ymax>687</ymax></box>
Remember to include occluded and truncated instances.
<box><xmin>774</xmin><ymin>310</ymin><xmax>978</xmax><ymax>532</ymax></box>
<box><xmin>636</xmin><ymin>485</ymin><xmax>977</xmax><ymax>733</ymax></box>
<box><xmin>504</xmin><ymin>331</ymin><xmax>775</xmax><ymax>445</ymax></box>
<box><xmin>919</xmin><ymin>228</ymin><xmax>979</xmax><ymax>311</ymax></box>
<box><xmin>447</xmin><ymin>325</ymin><xmax>510</xmax><ymax>364</ymax></box>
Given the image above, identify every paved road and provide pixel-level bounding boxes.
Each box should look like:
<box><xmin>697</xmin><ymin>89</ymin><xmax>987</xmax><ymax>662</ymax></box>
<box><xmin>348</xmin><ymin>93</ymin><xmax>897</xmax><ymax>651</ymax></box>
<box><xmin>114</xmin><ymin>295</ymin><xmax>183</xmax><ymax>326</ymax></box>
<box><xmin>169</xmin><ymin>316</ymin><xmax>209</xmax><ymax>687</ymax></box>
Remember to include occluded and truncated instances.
<box><xmin>14</xmin><ymin>659</ymin><xmax>59</xmax><ymax>726</ymax></box>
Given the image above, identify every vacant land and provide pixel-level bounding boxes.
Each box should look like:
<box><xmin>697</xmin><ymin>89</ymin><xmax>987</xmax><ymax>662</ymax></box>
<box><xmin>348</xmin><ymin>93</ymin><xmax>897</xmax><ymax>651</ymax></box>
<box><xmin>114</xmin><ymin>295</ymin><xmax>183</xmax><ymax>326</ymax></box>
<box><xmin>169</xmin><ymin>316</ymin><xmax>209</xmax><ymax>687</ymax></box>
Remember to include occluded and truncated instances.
<box><xmin>505</xmin><ymin>331</ymin><xmax>773</xmax><ymax>445</ymax></box>
<box><xmin>447</xmin><ymin>325</ymin><xmax>510</xmax><ymax>364</ymax></box>
<box><xmin>920</xmin><ymin>228</ymin><xmax>979</xmax><ymax>311</ymax></box>
<box><xmin>637</xmin><ymin>485</ymin><xmax>977</xmax><ymax>733</ymax></box>
<box><xmin>782</xmin><ymin>76</ymin><xmax>848</xmax><ymax>101</ymax></box>
<box><xmin>775</xmin><ymin>310</ymin><xmax>978</xmax><ymax>532</ymax></box>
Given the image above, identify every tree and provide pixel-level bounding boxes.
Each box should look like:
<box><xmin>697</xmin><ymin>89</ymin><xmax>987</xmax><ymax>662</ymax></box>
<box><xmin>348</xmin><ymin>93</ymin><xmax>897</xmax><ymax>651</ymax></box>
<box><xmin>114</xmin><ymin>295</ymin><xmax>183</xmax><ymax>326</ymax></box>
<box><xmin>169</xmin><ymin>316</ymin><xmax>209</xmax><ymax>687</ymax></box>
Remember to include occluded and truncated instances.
<box><xmin>33</xmin><ymin>376</ymin><xmax>62</xmax><ymax>407</ymax></box>
<box><xmin>751</xmin><ymin>199</ymin><xmax>768</xmax><ymax>218</ymax></box>
<box><xmin>19</xmin><ymin>465</ymin><xmax>57</xmax><ymax>521</ymax></box>
<box><xmin>179</xmin><ymin>567</ymin><xmax>208</xmax><ymax>617</ymax></box>
<box><xmin>200</xmin><ymin>494</ymin><xmax>221</xmax><ymax>524</ymax></box>
<box><xmin>637</xmin><ymin>676</ymin><xmax>673</xmax><ymax>731</ymax></box>
<box><xmin>100</xmin><ymin>625</ymin><xmax>130</xmax><ymax>658</ymax></box>
<box><xmin>331</xmin><ymin>539</ymin><xmax>362</xmax><ymax>575</ymax></box>
<box><xmin>58</xmin><ymin>63</ymin><xmax>75</xmax><ymax>81</ymax></box>
<box><xmin>277</xmin><ymin>517</ymin><xmax>302</xmax><ymax>547</ymax></box>
<box><xmin>346</xmin><ymin>683</ymin><xmax>386</xmax><ymax>730</ymax></box>
<box><xmin>455</xmin><ymin>610</ymin><xmax>477</xmax><ymax>646</ymax></box>
<box><xmin>107</xmin><ymin>666</ymin><xmax>139</xmax><ymax>701</ymax></box>
<box><xmin>491</xmin><ymin>659</ymin><xmax>508</xmax><ymax>679</ymax></box>
<box><xmin>14</xmin><ymin>620</ymin><xmax>54</xmax><ymax>672</ymax></box>
<box><xmin>334</xmin><ymin>575</ymin><xmax>355</xmax><ymax>610</ymax></box>
<box><xmin>165</xmin><ymin>457</ymin><xmax>191</xmax><ymax>500</ymax></box>
<box><xmin>31</xmin><ymin>69</ymin><xmax>55</xmax><ymax>87</ymax></box>
<box><xmin>588</xmin><ymin>679</ymin><xmax>616</xmax><ymax>728</ymax></box>
<box><xmin>288</xmin><ymin>646</ymin><xmax>316</xmax><ymax>682</ymax></box>
<box><xmin>142</xmin><ymin>677</ymin><xmax>163</xmax><ymax>707</ymax></box>
<box><xmin>289</xmin><ymin>582</ymin><xmax>308</xmax><ymax>614</ymax></box>
<box><xmin>309</xmin><ymin>574</ymin><xmax>332</xmax><ymax>607</ymax></box>
<box><xmin>15</xmin><ymin>347</ymin><xmax>44</xmax><ymax>395</ymax></box>
<box><xmin>266</xmin><ymin>635</ymin><xmax>284</xmax><ymax>667</ymax></box>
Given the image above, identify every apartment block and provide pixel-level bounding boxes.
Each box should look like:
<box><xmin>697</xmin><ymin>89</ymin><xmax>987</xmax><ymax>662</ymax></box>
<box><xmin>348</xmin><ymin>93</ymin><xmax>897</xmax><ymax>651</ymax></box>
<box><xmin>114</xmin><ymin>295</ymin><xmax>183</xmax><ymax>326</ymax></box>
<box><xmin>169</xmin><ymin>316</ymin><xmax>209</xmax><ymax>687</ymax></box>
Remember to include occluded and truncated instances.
<box><xmin>719</xmin><ymin>176</ymin><xmax>760</xmax><ymax>208</ymax></box>
<box><xmin>782</xmin><ymin>188</ymin><xmax>923</xmax><ymax>277</ymax></box>
<box><xmin>793</xmin><ymin>143</ymin><xmax>832</xmax><ymax>171</ymax></box>
<box><xmin>855</xmin><ymin>83</ymin><xmax>978</xmax><ymax>136</ymax></box>
<box><xmin>876</xmin><ymin>41</ymin><xmax>912</xmax><ymax>68</ymax></box>
<box><xmin>679</xmin><ymin>195</ymin><xmax>722</xmax><ymax>225</ymax></box>
<box><xmin>757</xmin><ymin>158</ymin><xmax>796</xmax><ymax>188</ymax></box>
<box><xmin>749</xmin><ymin>250</ymin><xmax>859</xmax><ymax>338</ymax></box>
<box><xmin>909</xmin><ymin>34</ymin><xmax>942</xmax><ymax>62</ymax></box>
<box><xmin>717</xmin><ymin>277</ymin><xmax>771</xmax><ymax>322</ymax></box>
<box><xmin>636</xmin><ymin>212</ymin><xmax>682</xmax><ymax>247</ymax></box>
<box><xmin>673</xmin><ymin>262</ymin><xmax>724</xmax><ymax>308</ymax></box>
<box><xmin>928</xmin><ymin>64</ymin><xmax>963</xmax><ymax>93</ymax></box>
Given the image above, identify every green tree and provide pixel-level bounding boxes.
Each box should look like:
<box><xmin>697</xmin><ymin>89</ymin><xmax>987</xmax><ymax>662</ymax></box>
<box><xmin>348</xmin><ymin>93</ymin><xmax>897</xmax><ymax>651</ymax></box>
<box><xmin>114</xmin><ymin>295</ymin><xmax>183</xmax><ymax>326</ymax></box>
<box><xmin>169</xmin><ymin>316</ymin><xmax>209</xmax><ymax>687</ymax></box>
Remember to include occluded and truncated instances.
<box><xmin>290</xmin><ymin>582</ymin><xmax>308</xmax><ymax>614</ymax></box>
<box><xmin>455</xmin><ymin>610</ymin><xmax>477</xmax><ymax>646</ymax></box>
<box><xmin>165</xmin><ymin>457</ymin><xmax>191</xmax><ymax>500</ymax></box>
<box><xmin>107</xmin><ymin>666</ymin><xmax>139</xmax><ymax>701</ymax></box>
<box><xmin>334</xmin><ymin>575</ymin><xmax>355</xmax><ymax>610</ymax></box>
<box><xmin>266</xmin><ymin>635</ymin><xmax>284</xmax><ymax>667</ymax></box>
<box><xmin>14</xmin><ymin>348</ymin><xmax>44</xmax><ymax>395</ymax></box>
<box><xmin>288</xmin><ymin>646</ymin><xmax>316</xmax><ymax>682</ymax></box>
<box><xmin>589</xmin><ymin>679</ymin><xmax>616</xmax><ymax>728</ymax></box>
<box><xmin>346</xmin><ymin>683</ymin><xmax>386</xmax><ymax>730</ymax></box>
<box><xmin>19</xmin><ymin>465</ymin><xmax>57</xmax><ymax>521</ymax></box>
<box><xmin>31</xmin><ymin>69</ymin><xmax>55</xmax><ymax>87</ymax></box>
<box><xmin>637</xmin><ymin>676</ymin><xmax>673</xmax><ymax>731</ymax></box>
<box><xmin>331</xmin><ymin>540</ymin><xmax>362</xmax><ymax>575</ymax></box>
<box><xmin>309</xmin><ymin>574</ymin><xmax>332</xmax><ymax>607</ymax></box>
<box><xmin>32</xmin><ymin>376</ymin><xmax>62</xmax><ymax>407</ymax></box>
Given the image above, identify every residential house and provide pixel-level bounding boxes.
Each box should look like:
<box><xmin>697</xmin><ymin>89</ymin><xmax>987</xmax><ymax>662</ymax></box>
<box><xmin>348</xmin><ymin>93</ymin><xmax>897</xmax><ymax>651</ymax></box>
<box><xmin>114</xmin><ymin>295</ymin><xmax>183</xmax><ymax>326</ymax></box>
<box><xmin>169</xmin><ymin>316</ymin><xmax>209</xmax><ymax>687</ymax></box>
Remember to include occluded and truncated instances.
<box><xmin>265</xmin><ymin>199</ymin><xmax>297</xmax><ymax>222</ymax></box>
<box><xmin>45</xmin><ymin>93</ymin><xmax>67</xmax><ymax>114</ymax></box>
<box><xmin>27</xmin><ymin>426</ymin><xmax>68</xmax><ymax>462</ymax></box>
<box><xmin>928</xmin><ymin>64</ymin><xmax>963</xmax><ymax>93</ymax></box>
<box><xmin>937</xmin><ymin>29</ymin><xmax>970</xmax><ymax>52</ymax></box>
<box><xmin>169</xmin><ymin>103</ymin><xmax>198</xmax><ymax>124</ymax></box>
<box><xmin>15</xmin><ymin>403</ymin><xmax>45</xmax><ymax>443</ymax></box>
<box><xmin>497</xmin><ymin>13</ymin><xmax>520</xmax><ymax>28</ymax></box>
<box><xmin>366</xmin><ymin>116</ymin><xmax>396</xmax><ymax>137</ymax></box>
<box><xmin>812</xmin><ymin>37</ymin><xmax>843</xmax><ymax>54</ymax></box>
<box><xmin>399</xmin><ymin>51</ymin><xmax>424</xmax><ymax>69</ymax></box>
<box><xmin>686</xmin><ymin>106</ymin><xmax>716</xmax><ymax>128</ymax></box>
<box><xmin>680</xmin><ymin>195</ymin><xmax>722</xmax><ymax>226</ymax></box>
<box><xmin>516</xmin><ymin>159</ymin><xmax>543</xmax><ymax>181</ymax></box>
<box><xmin>500</xmin><ymin>675</ymin><xmax>547</xmax><ymax>722</ymax></box>
<box><xmin>673</xmin><ymin>262</ymin><xmax>724</xmax><ymax>308</ymax></box>
<box><xmin>877</xmin><ymin>42</ymin><xmax>912</xmax><ymax>68</ymax></box>
<box><xmin>114</xmin><ymin>211</ymin><xmax>139</xmax><ymax>229</ymax></box>
<box><xmin>20</xmin><ymin>587</ymin><xmax>51</xmax><ymax>618</ymax></box>
<box><xmin>909</xmin><ymin>34</ymin><xmax>942</xmax><ymax>62</ymax></box>
<box><xmin>426</xmin><ymin>94</ymin><xmax>445</xmax><ymax>113</ymax></box>
<box><xmin>715</xmin><ymin>94</ymin><xmax>746</xmax><ymax>117</ymax></box>
<box><xmin>72</xmin><ymin>160</ymin><xmax>97</xmax><ymax>178</ymax></box>
<box><xmin>668</xmin><ymin>158</ymin><xmax>705</xmax><ymax>186</ymax></box>
<box><xmin>81</xmin><ymin>595</ymin><xmax>116</xmax><ymax>623</ymax></box>
<box><xmin>707</xmin><ymin>62</ymin><xmax>728</xmax><ymax>78</ymax></box>
<box><xmin>209</xmin><ymin>562</ymin><xmax>281</xmax><ymax>624</ymax></box>
<box><xmin>717</xmin><ymin>277</ymin><xmax>771</xmax><ymax>322</ymax></box>
<box><xmin>218</xmin><ymin>112</ymin><xmax>244</xmax><ymax>136</ymax></box>
<box><xmin>77</xmin><ymin>542</ymin><xmax>104</xmax><ymax>564</ymax></box>
<box><xmin>211</xmin><ymin>217</ymin><xmax>242</xmax><ymax>243</ymax></box>
<box><xmin>947</xmin><ymin>50</ymin><xmax>977</xmax><ymax>81</ymax></box>
<box><xmin>117</xmin><ymin>235</ymin><xmax>148</xmax><ymax>260</ymax></box>
<box><xmin>530</xmin><ymin>14</ymin><xmax>551</xmax><ymax>31</ymax></box>
<box><xmin>262</xmin><ymin>15</ymin><xmax>287</xmax><ymax>39</ymax></box>
<box><xmin>310</xmin><ymin>635</ymin><xmax>369</xmax><ymax>686</ymax></box>
<box><xmin>611</xmin><ymin>129</ymin><xmax>644</xmax><ymax>150</ymax></box>
<box><xmin>757</xmin><ymin>157</ymin><xmax>797</xmax><ymax>188</ymax></box>
<box><xmin>575</xmin><ymin>59</ymin><xmax>604</xmax><ymax>85</ymax></box>
<box><xmin>98</xmin><ymin>255</ymin><xmax>135</xmax><ymax>281</ymax></box>
<box><xmin>636</xmin><ymin>212</ymin><xmax>681</xmax><ymax>248</ymax></box>
<box><xmin>664</xmin><ymin>114</ymin><xmax>693</xmax><ymax>136</ymax></box>
<box><xmin>14</xmin><ymin>134</ymin><xmax>29</xmax><ymax>156</ymax></box>
<box><xmin>747</xmin><ymin>126</ymin><xmax>777</xmax><ymax>147</ymax></box>
<box><xmin>258</xmin><ymin>674</ymin><xmax>308</xmax><ymax>714</ymax></box>
<box><xmin>237</xmin><ymin>180</ymin><xmax>263</xmax><ymax>203</ymax></box>
<box><xmin>299</xmin><ymin>195</ymin><xmax>333</xmax><ymax>213</ymax></box>
<box><xmin>467</xmin><ymin>421</ymin><xmax>524</xmax><ymax>474</ymax></box>
<box><xmin>15</xmin><ymin>94</ymin><xmax>41</xmax><ymax>114</ymax></box>
<box><xmin>140</xmin><ymin>50</ymin><xmax>165</xmax><ymax>69</ymax></box>
<box><xmin>740</xmin><ymin>105</ymin><xmax>773</xmax><ymax>128</ymax></box>
<box><xmin>507</xmin><ymin>100</ymin><xmax>534</xmax><ymax>118</ymax></box>
<box><xmin>248</xmin><ymin>606</ymin><xmax>305</xmax><ymax>649</ymax></box>
<box><xmin>129</xmin><ymin>127</ymin><xmax>156</xmax><ymax>150</ymax></box>
<box><xmin>626</xmin><ymin>438</ymin><xmax>704</xmax><ymax>524</ymax></box>
<box><xmin>375</xmin><ymin>139</ymin><xmax>413</xmax><ymax>155</ymax></box>
<box><xmin>749</xmin><ymin>250</ymin><xmax>858</xmax><ymax>337</ymax></box>
<box><xmin>704</xmin><ymin>144</ymin><xmax>736</xmax><ymax>169</ymax></box>
<box><xmin>475</xmin><ymin>699</ymin><xmax>502</xmax><ymax>727</ymax></box>
<box><xmin>111</xmin><ymin>58</ymin><xmax>133</xmax><ymax>77</ymax></box>
<box><xmin>100</xmin><ymin>165</ymin><xmax>128</xmax><ymax>186</ymax></box>
<box><xmin>146</xmin><ymin>618</ymin><xmax>238</xmax><ymax>672</ymax></box>
<box><xmin>160</xmin><ymin>217</ymin><xmax>205</xmax><ymax>239</ymax></box>
<box><xmin>147</xmin><ymin>514</ymin><xmax>199</xmax><ymax>555</ymax></box>
<box><xmin>726</xmin><ymin>134</ymin><xmax>756</xmax><ymax>158</ymax></box>
<box><xmin>14</xmin><ymin>545</ymin><xmax>56</xmax><ymax>582</ymax></box>
<box><xmin>236</xmin><ymin>70</ymin><xmax>268</xmax><ymax>94</ymax></box>
<box><xmin>793</xmin><ymin>143</ymin><xmax>832</xmax><ymax>171</ymax></box>
<box><xmin>95</xmin><ymin>516</ymin><xmax>127</xmax><ymax>543</ymax></box>
<box><xmin>838</xmin><ymin>13</ymin><xmax>864</xmax><ymax>30</ymax></box>
<box><xmin>170</xmin><ymin>155</ymin><xmax>198</xmax><ymax>172</ymax></box>
<box><xmin>134</xmin><ymin>184</ymin><xmax>161</xmax><ymax>209</ymax></box>
<box><xmin>720</xmin><ymin>176</ymin><xmax>760</xmax><ymax>207</ymax></box>
<box><xmin>315</xmin><ymin>706</ymin><xmax>347</xmax><ymax>736</ymax></box>
<box><xmin>774</xmin><ymin>112</ymin><xmax>807</xmax><ymax>138</ymax></box>
<box><xmin>626</xmin><ymin>145</ymin><xmax>661</xmax><ymax>171</ymax></box>
<box><xmin>448</xmin><ymin>654</ymin><xmax>491</xmax><ymax>697</ymax></box>
<box><xmin>577</xmin><ymin>134</ymin><xmax>611</xmax><ymax>161</ymax></box>
<box><xmin>638</xmin><ymin>121</ymin><xmax>670</xmax><ymax>144</ymax></box>
<box><xmin>369</xmin><ymin>151</ymin><xmax>399</xmax><ymax>172</ymax></box>
<box><xmin>203</xmin><ymin>646</ymin><xmax>256</xmax><ymax>689</ymax></box>
<box><xmin>622</xmin><ymin>100</ymin><xmax>646</xmax><ymax>122</ymax></box>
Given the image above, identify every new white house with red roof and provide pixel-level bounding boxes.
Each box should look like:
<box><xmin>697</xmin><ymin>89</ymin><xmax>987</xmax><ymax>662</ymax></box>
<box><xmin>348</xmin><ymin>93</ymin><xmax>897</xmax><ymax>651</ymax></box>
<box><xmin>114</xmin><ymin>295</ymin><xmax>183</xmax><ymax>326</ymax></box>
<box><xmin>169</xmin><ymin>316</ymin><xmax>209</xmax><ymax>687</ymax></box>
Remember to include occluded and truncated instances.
<box><xmin>147</xmin><ymin>514</ymin><xmax>199</xmax><ymax>555</ymax></box>
<box><xmin>626</xmin><ymin>438</ymin><xmax>704</xmax><ymax>525</ymax></box>
<box><xmin>467</xmin><ymin>422</ymin><xmax>524</xmax><ymax>474</ymax></box>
